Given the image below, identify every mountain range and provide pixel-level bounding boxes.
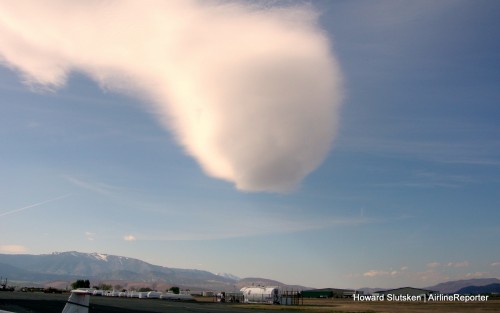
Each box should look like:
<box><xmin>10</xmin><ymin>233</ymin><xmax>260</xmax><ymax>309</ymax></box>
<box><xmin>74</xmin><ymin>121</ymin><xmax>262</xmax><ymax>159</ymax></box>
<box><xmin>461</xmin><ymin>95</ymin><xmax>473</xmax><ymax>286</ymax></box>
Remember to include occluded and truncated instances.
<box><xmin>357</xmin><ymin>279</ymin><xmax>500</xmax><ymax>295</ymax></box>
<box><xmin>1</xmin><ymin>251</ymin><xmax>499</xmax><ymax>294</ymax></box>
<box><xmin>425</xmin><ymin>278</ymin><xmax>500</xmax><ymax>294</ymax></box>
<box><xmin>0</xmin><ymin>251</ymin><xmax>306</xmax><ymax>291</ymax></box>
<box><xmin>456</xmin><ymin>283</ymin><xmax>500</xmax><ymax>295</ymax></box>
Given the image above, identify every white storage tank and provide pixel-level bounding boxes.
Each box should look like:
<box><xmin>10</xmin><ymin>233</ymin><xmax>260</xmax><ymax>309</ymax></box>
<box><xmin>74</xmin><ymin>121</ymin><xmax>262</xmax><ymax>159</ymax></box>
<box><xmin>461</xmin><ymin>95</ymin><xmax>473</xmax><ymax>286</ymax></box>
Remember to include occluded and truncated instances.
<box><xmin>106</xmin><ymin>290</ymin><xmax>119</xmax><ymax>297</ymax></box>
<box><xmin>161</xmin><ymin>292</ymin><xmax>194</xmax><ymax>301</ymax></box>
<box><xmin>138</xmin><ymin>292</ymin><xmax>149</xmax><ymax>298</ymax></box>
<box><xmin>129</xmin><ymin>291</ymin><xmax>139</xmax><ymax>298</ymax></box>
<box><xmin>147</xmin><ymin>291</ymin><xmax>162</xmax><ymax>299</ymax></box>
<box><xmin>240</xmin><ymin>286</ymin><xmax>280</xmax><ymax>304</ymax></box>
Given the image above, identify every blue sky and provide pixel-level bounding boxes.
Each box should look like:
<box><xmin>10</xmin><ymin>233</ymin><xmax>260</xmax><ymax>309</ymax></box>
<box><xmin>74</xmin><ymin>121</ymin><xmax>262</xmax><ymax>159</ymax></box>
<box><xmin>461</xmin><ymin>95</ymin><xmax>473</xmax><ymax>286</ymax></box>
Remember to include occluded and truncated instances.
<box><xmin>1</xmin><ymin>0</ymin><xmax>499</xmax><ymax>289</ymax></box>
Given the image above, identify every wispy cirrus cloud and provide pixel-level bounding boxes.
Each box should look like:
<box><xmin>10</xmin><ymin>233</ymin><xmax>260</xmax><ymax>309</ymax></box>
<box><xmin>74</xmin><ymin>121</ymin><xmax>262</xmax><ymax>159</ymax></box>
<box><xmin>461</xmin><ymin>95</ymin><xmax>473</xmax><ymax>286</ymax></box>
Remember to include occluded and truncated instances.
<box><xmin>359</xmin><ymin>263</ymin><xmax>481</xmax><ymax>287</ymax></box>
<box><xmin>123</xmin><ymin>235</ymin><xmax>136</xmax><ymax>241</ymax></box>
<box><xmin>129</xmin><ymin>213</ymin><xmax>376</xmax><ymax>241</ymax></box>
<box><xmin>339</xmin><ymin>136</ymin><xmax>500</xmax><ymax>167</ymax></box>
<box><xmin>64</xmin><ymin>175</ymin><xmax>121</xmax><ymax>196</ymax></box>
<box><xmin>427</xmin><ymin>261</ymin><xmax>470</xmax><ymax>269</ymax></box>
<box><xmin>464</xmin><ymin>272</ymin><xmax>488</xmax><ymax>278</ymax></box>
<box><xmin>363</xmin><ymin>266</ymin><xmax>408</xmax><ymax>278</ymax></box>
<box><xmin>85</xmin><ymin>232</ymin><xmax>96</xmax><ymax>241</ymax></box>
<box><xmin>0</xmin><ymin>245</ymin><xmax>27</xmax><ymax>253</ymax></box>
<box><xmin>427</xmin><ymin>262</ymin><xmax>441</xmax><ymax>268</ymax></box>
<box><xmin>447</xmin><ymin>261</ymin><xmax>469</xmax><ymax>268</ymax></box>
<box><xmin>363</xmin><ymin>270</ymin><xmax>390</xmax><ymax>277</ymax></box>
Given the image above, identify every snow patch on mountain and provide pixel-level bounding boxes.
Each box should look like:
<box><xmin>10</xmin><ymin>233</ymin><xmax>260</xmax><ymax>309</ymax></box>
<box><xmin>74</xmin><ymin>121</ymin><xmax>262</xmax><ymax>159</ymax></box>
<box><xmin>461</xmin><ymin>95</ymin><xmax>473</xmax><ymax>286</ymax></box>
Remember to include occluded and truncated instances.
<box><xmin>92</xmin><ymin>253</ymin><xmax>109</xmax><ymax>262</ymax></box>
<box><xmin>216</xmin><ymin>272</ymin><xmax>240</xmax><ymax>281</ymax></box>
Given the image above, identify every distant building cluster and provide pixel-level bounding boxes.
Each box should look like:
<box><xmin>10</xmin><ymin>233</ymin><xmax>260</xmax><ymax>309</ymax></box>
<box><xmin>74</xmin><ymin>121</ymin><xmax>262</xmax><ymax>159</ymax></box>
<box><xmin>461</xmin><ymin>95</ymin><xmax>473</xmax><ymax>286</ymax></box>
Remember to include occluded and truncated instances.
<box><xmin>75</xmin><ymin>288</ymin><xmax>193</xmax><ymax>301</ymax></box>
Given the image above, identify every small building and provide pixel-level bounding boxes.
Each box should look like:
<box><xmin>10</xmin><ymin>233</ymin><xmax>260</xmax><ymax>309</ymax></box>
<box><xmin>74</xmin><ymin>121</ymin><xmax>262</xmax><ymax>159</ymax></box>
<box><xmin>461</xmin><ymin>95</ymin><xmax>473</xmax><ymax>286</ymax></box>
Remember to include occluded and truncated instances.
<box><xmin>202</xmin><ymin>291</ymin><xmax>215</xmax><ymax>297</ymax></box>
<box><xmin>373</xmin><ymin>287</ymin><xmax>438</xmax><ymax>297</ymax></box>
<box><xmin>216</xmin><ymin>291</ymin><xmax>244</xmax><ymax>303</ymax></box>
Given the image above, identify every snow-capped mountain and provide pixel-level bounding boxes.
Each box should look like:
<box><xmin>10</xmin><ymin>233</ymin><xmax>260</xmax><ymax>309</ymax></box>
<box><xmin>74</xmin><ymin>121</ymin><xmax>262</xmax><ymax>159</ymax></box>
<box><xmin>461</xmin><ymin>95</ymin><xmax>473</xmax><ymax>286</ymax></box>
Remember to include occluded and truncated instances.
<box><xmin>0</xmin><ymin>251</ymin><xmax>238</xmax><ymax>290</ymax></box>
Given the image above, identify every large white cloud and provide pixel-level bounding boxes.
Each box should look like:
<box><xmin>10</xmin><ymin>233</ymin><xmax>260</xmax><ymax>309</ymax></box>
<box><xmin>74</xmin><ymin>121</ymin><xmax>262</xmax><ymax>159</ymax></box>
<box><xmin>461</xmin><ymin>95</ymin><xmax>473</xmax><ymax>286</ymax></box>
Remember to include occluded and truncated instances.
<box><xmin>0</xmin><ymin>0</ymin><xmax>342</xmax><ymax>192</ymax></box>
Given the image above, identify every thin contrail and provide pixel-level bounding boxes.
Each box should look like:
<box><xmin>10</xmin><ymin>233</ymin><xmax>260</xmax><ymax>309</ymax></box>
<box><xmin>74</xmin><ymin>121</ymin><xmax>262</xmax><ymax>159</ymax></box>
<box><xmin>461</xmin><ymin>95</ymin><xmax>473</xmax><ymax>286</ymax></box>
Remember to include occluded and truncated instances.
<box><xmin>0</xmin><ymin>194</ymin><xmax>72</xmax><ymax>218</ymax></box>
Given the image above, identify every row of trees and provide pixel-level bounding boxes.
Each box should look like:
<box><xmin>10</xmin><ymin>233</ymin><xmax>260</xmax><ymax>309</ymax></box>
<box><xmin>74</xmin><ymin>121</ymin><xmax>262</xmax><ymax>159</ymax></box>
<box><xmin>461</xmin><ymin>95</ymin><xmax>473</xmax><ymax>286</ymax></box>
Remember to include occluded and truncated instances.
<box><xmin>71</xmin><ymin>280</ymin><xmax>90</xmax><ymax>289</ymax></box>
<box><xmin>70</xmin><ymin>280</ymin><xmax>114</xmax><ymax>291</ymax></box>
<box><xmin>70</xmin><ymin>280</ymin><xmax>181</xmax><ymax>294</ymax></box>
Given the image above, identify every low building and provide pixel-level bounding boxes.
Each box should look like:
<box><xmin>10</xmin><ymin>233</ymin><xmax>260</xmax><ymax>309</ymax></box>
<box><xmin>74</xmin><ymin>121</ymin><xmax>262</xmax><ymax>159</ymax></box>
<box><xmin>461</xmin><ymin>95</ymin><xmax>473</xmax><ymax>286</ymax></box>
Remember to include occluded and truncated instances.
<box><xmin>202</xmin><ymin>291</ymin><xmax>215</xmax><ymax>297</ymax></box>
<box><xmin>301</xmin><ymin>288</ymin><xmax>362</xmax><ymax>298</ymax></box>
<box><xmin>373</xmin><ymin>287</ymin><xmax>438</xmax><ymax>297</ymax></box>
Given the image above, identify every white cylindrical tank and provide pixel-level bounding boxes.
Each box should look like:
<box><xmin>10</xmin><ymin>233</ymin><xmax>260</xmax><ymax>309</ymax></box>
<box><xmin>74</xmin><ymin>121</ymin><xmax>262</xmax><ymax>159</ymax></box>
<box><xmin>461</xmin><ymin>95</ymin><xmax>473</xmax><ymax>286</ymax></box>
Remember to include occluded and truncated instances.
<box><xmin>108</xmin><ymin>290</ymin><xmax>119</xmax><ymax>297</ymax></box>
<box><xmin>129</xmin><ymin>291</ymin><xmax>139</xmax><ymax>298</ymax></box>
<box><xmin>147</xmin><ymin>291</ymin><xmax>162</xmax><ymax>299</ymax></box>
<box><xmin>240</xmin><ymin>286</ymin><xmax>280</xmax><ymax>304</ymax></box>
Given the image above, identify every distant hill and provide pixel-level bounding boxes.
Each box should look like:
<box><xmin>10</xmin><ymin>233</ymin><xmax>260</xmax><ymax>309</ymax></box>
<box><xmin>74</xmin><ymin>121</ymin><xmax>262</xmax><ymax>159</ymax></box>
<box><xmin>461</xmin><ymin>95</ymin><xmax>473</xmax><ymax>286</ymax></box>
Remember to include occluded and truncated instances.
<box><xmin>358</xmin><ymin>287</ymin><xmax>385</xmax><ymax>294</ymax></box>
<box><xmin>0</xmin><ymin>262</ymin><xmax>78</xmax><ymax>282</ymax></box>
<box><xmin>0</xmin><ymin>251</ymin><xmax>306</xmax><ymax>291</ymax></box>
<box><xmin>236</xmin><ymin>277</ymin><xmax>309</xmax><ymax>291</ymax></box>
<box><xmin>457</xmin><ymin>283</ymin><xmax>500</xmax><ymax>295</ymax></box>
<box><xmin>426</xmin><ymin>278</ymin><xmax>500</xmax><ymax>294</ymax></box>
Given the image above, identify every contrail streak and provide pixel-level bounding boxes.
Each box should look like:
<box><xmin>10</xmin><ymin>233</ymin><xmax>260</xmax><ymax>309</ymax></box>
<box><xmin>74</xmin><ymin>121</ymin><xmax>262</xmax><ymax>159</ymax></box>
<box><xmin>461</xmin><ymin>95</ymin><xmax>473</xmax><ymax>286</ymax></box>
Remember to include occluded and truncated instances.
<box><xmin>0</xmin><ymin>194</ymin><xmax>72</xmax><ymax>218</ymax></box>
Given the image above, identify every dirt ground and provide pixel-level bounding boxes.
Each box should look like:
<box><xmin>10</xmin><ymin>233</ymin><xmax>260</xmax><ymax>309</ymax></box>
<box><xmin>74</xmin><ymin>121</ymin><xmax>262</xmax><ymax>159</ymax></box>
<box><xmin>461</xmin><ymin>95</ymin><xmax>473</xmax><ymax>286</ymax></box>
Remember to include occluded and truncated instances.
<box><xmin>234</xmin><ymin>298</ymin><xmax>500</xmax><ymax>313</ymax></box>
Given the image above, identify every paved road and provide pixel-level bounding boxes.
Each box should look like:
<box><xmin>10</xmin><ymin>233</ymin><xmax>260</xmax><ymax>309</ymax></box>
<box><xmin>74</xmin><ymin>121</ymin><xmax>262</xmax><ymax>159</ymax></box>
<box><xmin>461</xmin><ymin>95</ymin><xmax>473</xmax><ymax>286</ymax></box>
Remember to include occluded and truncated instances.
<box><xmin>0</xmin><ymin>292</ymin><xmax>300</xmax><ymax>313</ymax></box>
